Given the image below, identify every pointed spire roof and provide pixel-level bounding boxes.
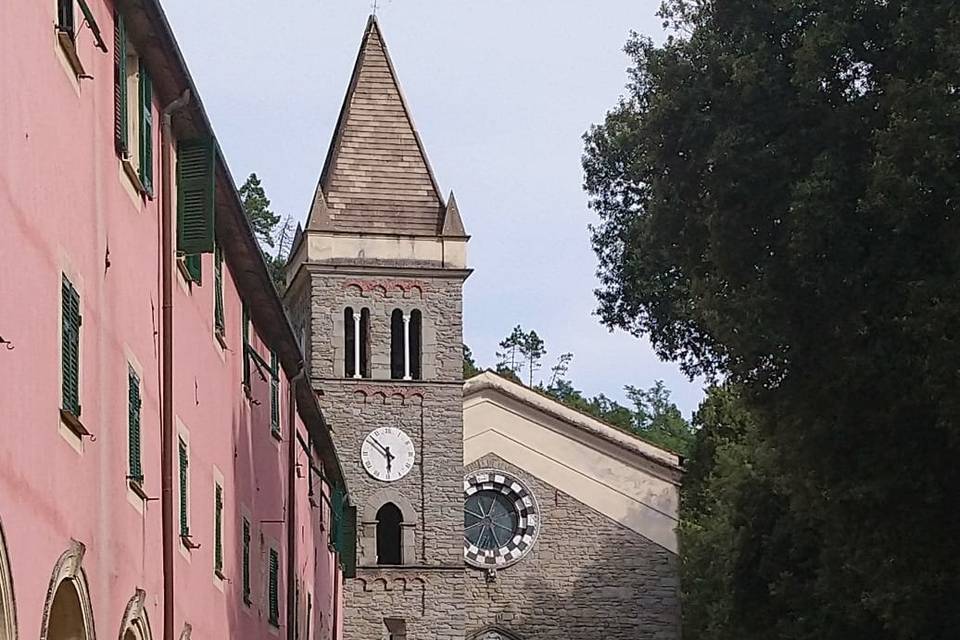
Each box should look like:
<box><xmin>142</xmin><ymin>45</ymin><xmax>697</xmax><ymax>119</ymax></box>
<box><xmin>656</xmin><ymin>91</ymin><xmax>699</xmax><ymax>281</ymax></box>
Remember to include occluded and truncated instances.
<box><xmin>307</xmin><ymin>15</ymin><xmax>449</xmax><ymax>236</ymax></box>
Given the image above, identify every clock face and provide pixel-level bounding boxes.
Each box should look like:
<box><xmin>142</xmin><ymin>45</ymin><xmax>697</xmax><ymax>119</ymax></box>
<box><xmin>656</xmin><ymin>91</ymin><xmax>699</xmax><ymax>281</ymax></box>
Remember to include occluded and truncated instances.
<box><xmin>361</xmin><ymin>427</ymin><xmax>415</xmax><ymax>482</ymax></box>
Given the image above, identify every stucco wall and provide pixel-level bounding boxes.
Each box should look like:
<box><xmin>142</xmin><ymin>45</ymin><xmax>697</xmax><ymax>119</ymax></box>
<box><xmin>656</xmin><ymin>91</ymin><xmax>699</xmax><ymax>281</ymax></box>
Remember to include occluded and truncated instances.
<box><xmin>464</xmin><ymin>454</ymin><xmax>681</xmax><ymax>640</ymax></box>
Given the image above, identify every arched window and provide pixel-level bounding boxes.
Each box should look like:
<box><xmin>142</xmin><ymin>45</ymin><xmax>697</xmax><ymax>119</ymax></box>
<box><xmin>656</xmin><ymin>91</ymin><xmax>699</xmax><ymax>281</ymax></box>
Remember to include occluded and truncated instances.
<box><xmin>0</xmin><ymin>520</ymin><xmax>16</xmax><ymax>640</ymax></box>
<box><xmin>344</xmin><ymin>307</ymin><xmax>370</xmax><ymax>378</ymax></box>
<box><xmin>389</xmin><ymin>309</ymin><xmax>423</xmax><ymax>381</ymax></box>
<box><xmin>47</xmin><ymin>582</ymin><xmax>84</xmax><ymax>640</ymax></box>
<box><xmin>375</xmin><ymin>503</ymin><xmax>403</xmax><ymax>565</ymax></box>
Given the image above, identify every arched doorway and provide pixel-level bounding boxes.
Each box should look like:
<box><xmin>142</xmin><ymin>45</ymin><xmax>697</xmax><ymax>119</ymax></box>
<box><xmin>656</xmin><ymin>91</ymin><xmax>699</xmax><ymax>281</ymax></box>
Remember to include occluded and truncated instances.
<box><xmin>0</xmin><ymin>518</ymin><xmax>16</xmax><ymax>640</ymax></box>
<box><xmin>40</xmin><ymin>542</ymin><xmax>94</xmax><ymax>640</ymax></box>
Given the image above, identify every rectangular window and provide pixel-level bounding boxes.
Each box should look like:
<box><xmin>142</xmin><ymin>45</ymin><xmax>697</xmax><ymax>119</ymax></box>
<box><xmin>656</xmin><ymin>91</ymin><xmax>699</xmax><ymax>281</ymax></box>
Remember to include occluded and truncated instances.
<box><xmin>178</xmin><ymin>439</ymin><xmax>189</xmax><ymax>537</ymax></box>
<box><xmin>113</xmin><ymin>11</ymin><xmax>127</xmax><ymax>155</ymax></box>
<box><xmin>214</xmin><ymin>483</ymin><xmax>224</xmax><ymax>576</ymax></box>
<box><xmin>61</xmin><ymin>275</ymin><xmax>81</xmax><ymax>417</ymax></box>
<box><xmin>268</xmin><ymin>548</ymin><xmax>280</xmax><ymax>627</ymax></box>
<box><xmin>177</xmin><ymin>137</ymin><xmax>216</xmax><ymax>255</ymax></box>
<box><xmin>270</xmin><ymin>351</ymin><xmax>280</xmax><ymax>436</ymax></box>
<box><xmin>241</xmin><ymin>304</ymin><xmax>251</xmax><ymax>389</ymax></box>
<box><xmin>241</xmin><ymin>517</ymin><xmax>251</xmax><ymax>604</ymax></box>
<box><xmin>127</xmin><ymin>367</ymin><xmax>142</xmax><ymax>484</ymax></box>
<box><xmin>214</xmin><ymin>244</ymin><xmax>225</xmax><ymax>336</ymax></box>
<box><xmin>57</xmin><ymin>0</ymin><xmax>75</xmax><ymax>39</ymax></box>
<box><xmin>138</xmin><ymin>58</ymin><xmax>153</xmax><ymax>194</ymax></box>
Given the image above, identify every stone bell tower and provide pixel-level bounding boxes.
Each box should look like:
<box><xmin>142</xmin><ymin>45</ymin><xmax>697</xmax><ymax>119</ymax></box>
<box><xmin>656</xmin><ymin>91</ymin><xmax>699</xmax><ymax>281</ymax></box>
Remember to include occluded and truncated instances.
<box><xmin>285</xmin><ymin>15</ymin><xmax>469</xmax><ymax>640</ymax></box>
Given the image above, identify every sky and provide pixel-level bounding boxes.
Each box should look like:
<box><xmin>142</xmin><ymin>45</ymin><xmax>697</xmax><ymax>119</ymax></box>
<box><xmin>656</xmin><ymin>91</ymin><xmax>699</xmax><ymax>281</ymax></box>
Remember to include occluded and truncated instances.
<box><xmin>160</xmin><ymin>0</ymin><xmax>707</xmax><ymax>417</ymax></box>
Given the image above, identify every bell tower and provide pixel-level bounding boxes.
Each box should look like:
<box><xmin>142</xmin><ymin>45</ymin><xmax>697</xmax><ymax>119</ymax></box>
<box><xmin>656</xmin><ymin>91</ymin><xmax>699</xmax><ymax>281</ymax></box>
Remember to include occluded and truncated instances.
<box><xmin>285</xmin><ymin>15</ymin><xmax>469</xmax><ymax>640</ymax></box>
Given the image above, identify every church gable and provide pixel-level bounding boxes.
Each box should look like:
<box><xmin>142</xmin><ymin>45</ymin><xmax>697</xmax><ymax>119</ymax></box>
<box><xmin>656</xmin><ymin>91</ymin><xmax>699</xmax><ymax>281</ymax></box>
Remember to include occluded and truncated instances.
<box><xmin>311</xmin><ymin>16</ymin><xmax>446</xmax><ymax>236</ymax></box>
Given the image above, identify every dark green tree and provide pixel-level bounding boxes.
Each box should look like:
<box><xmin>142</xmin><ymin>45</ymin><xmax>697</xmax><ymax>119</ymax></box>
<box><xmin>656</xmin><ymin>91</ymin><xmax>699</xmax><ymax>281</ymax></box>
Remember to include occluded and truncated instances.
<box><xmin>463</xmin><ymin>344</ymin><xmax>481</xmax><ymax>379</ymax></box>
<box><xmin>239</xmin><ymin>173</ymin><xmax>281</xmax><ymax>248</ymax></box>
<box><xmin>495</xmin><ymin>325</ymin><xmax>526</xmax><ymax>379</ymax></box>
<box><xmin>626</xmin><ymin>380</ymin><xmax>695</xmax><ymax>454</ymax></box>
<box><xmin>584</xmin><ymin>1</ymin><xmax>960</xmax><ymax>636</ymax></box>
<box><xmin>520</xmin><ymin>330</ymin><xmax>546</xmax><ymax>387</ymax></box>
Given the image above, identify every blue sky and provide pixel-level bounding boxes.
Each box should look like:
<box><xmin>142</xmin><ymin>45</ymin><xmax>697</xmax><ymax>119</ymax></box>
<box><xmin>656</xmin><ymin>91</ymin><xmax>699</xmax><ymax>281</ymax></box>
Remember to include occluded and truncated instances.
<box><xmin>160</xmin><ymin>0</ymin><xmax>707</xmax><ymax>416</ymax></box>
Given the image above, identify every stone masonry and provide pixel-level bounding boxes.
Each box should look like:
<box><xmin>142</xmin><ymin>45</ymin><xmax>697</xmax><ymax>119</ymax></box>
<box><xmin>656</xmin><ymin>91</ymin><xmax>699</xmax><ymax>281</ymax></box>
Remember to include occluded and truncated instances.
<box><xmin>464</xmin><ymin>454</ymin><xmax>681</xmax><ymax>640</ymax></box>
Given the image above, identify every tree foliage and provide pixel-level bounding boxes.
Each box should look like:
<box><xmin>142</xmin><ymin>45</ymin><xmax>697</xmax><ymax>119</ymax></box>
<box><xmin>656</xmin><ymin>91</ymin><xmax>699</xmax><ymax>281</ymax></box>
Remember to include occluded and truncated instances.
<box><xmin>463</xmin><ymin>344</ymin><xmax>481</xmax><ymax>379</ymax></box>
<box><xmin>585</xmin><ymin>1</ymin><xmax>960</xmax><ymax>636</ymax></box>
<box><xmin>239</xmin><ymin>173</ymin><xmax>289</xmax><ymax>292</ymax></box>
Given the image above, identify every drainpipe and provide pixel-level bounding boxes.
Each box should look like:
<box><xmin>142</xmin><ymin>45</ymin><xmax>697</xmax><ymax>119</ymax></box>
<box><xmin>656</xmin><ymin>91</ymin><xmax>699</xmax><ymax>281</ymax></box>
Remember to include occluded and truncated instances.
<box><xmin>160</xmin><ymin>89</ymin><xmax>190</xmax><ymax>640</ymax></box>
<box><xmin>287</xmin><ymin>365</ymin><xmax>307</xmax><ymax>640</ymax></box>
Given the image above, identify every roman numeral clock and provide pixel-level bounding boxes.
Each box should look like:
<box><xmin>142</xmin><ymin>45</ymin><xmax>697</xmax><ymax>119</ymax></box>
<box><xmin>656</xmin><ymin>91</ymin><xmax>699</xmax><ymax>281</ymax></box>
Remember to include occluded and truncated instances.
<box><xmin>361</xmin><ymin>426</ymin><xmax>415</xmax><ymax>482</ymax></box>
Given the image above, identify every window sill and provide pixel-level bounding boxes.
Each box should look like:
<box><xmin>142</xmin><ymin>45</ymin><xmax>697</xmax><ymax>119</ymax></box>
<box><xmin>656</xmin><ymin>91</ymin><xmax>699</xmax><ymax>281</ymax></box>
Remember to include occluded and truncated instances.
<box><xmin>129</xmin><ymin>479</ymin><xmax>149</xmax><ymax>500</ymax></box>
<box><xmin>180</xmin><ymin>534</ymin><xmax>201</xmax><ymax>550</ymax></box>
<box><xmin>242</xmin><ymin>595</ymin><xmax>252</xmax><ymax>607</ymax></box>
<box><xmin>121</xmin><ymin>156</ymin><xmax>150</xmax><ymax>197</ymax></box>
<box><xmin>60</xmin><ymin>409</ymin><xmax>90</xmax><ymax>438</ymax></box>
<box><xmin>176</xmin><ymin>258</ymin><xmax>196</xmax><ymax>287</ymax></box>
<box><xmin>56</xmin><ymin>30</ymin><xmax>89</xmax><ymax>79</ymax></box>
<box><xmin>215</xmin><ymin>329</ymin><xmax>228</xmax><ymax>350</ymax></box>
<box><xmin>214</xmin><ymin>569</ymin><xmax>226</xmax><ymax>581</ymax></box>
<box><xmin>270</xmin><ymin>428</ymin><xmax>282</xmax><ymax>442</ymax></box>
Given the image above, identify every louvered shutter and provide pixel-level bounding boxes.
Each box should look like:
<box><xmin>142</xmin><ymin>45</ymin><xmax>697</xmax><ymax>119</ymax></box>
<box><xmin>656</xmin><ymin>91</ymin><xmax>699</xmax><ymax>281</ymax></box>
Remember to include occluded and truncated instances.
<box><xmin>214</xmin><ymin>484</ymin><xmax>223</xmax><ymax>574</ymax></box>
<box><xmin>241</xmin><ymin>518</ymin><xmax>251</xmax><ymax>603</ymax></box>
<box><xmin>176</xmin><ymin>137</ymin><xmax>216</xmax><ymax>255</ymax></box>
<box><xmin>270</xmin><ymin>351</ymin><xmax>280</xmax><ymax>433</ymax></box>
<box><xmin>139</xmin><ymin>61</ymin><xmax>153</xmax><ymax>194</ymax></box>
<box><xmin>128</xmin><ymin>367</ymin><xmax>142</xmax><ymax>483</ymax></box>
<box><xmin>342</xmin><ymin>504</ymin><xmax>358</xmax><ymax>578</ymax></box>
<box><xmin>214</xmin><ymin>244</ymin><xmax>224</xmax><ymax>333</ymax></box>
<box><xmin>268</xmin><ymin>549</ymin><xmax>280</xmax><ymax>625</ymax></box>
<box><xmin>184</xmin><ymin>254</ymin><xmax>202</xmax><ymax>285</ymax></box>
<box><xmin>178</xmin><ymin>441</ymin><xmax>189</xmax><ymax>535</ymax></box>
<box><xmin>114</xmin><ymin>12</ymin><xmax>127</xmax><ymax>155</ymax></box>
<box><xmin>61</xmin><ymin>276</ymin><xmax>81</xmax><ymax>416</ymax></box>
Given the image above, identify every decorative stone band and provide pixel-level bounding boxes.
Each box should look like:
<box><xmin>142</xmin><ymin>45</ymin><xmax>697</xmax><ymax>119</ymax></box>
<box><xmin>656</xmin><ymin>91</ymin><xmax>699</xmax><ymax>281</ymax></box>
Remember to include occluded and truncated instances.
<box><xmin>464</xmin><ymin>469</ymin><xmax>540</xmax><ymax>569</ymax></box>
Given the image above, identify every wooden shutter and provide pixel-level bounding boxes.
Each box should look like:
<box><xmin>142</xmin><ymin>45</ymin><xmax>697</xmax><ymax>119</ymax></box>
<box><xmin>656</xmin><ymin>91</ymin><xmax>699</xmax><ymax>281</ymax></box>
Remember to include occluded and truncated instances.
<box><xmin>113</xmin><ymin>12</ymin><xmax>127</xmax><ymax>155</ymax></box>
<box><xmin>139</xmin><ymin>60</ymin><xmax>153</xmax><ymax>194</ymax></box>
<box><xmin>268</xmin><ymin>549</ymin><xmax>280</xmax><ymax>625</ymax></box>
<box><xmin>176</xmin><ymin>137</ymin><xmax>216</xmax><ymax>255</ymax></box>
<box><xmin>241</xmin><ymin>518</ymin><xmax>251</xmax><ymax>603</ymax></box>
<box><xmin>242</xmin><ymin>305</ymin><xmax>251</xmax><ymax>387</ymax></box>
<box><xmin>214</xmin><ymin>244</ymin><xmax>224</xmax><ymax>333</ymax></box>
<box><xmin>184</xmin><ymin>254</ymin><xmax>202</xmax><ymax>285</ymax></box>
<box><xmin>128</xmin><ymin>367</ymin><xmax>142</xmax><ymax>483</ymax></box>
<box><xmin>342</xmin><ymin>504</ymin><xmax>358</xmax><ymax>578</ymax></box>
<box><xmin>178</xmin><ymin>440</ymin><xmax>189</xmax><ymax>536</ymax></box>
<box><xmin>270</xmin><ymin>351</ymin><xmax>280</xmax><ymax>433</ymax></box>
<box><xmin>61</xmin><ymin>276</ymin><xmax>81</xmax><ymax>416</ymax></box>
<box><xmin>214</xmin><ymin>484</ymin><xmax>223</xmax><ymax>574</ymax></box>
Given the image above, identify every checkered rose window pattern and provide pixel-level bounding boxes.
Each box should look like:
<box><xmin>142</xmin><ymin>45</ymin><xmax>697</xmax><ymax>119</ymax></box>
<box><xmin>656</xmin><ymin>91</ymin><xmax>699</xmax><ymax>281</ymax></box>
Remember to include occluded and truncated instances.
<box><xmin>464</xmin><ymin>470</ymin><xmax>539</xmax><ymax>568</ymax></box>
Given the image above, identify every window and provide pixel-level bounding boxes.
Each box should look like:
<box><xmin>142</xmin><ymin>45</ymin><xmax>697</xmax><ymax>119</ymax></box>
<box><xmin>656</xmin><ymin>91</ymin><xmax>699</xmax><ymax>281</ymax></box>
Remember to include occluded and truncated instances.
<box><xmin>241</xmin><ymin>517</ymin><xmax>251</xmax><ymax>604</ymax></box>
<box><xmin>61</xmin><ymin>275</ymin><xmax>81</xmax><ymax>418</ymax></box>
<box><xmin>375</xmin><ymin>503</ymin><xmax>403</xmax><ymax>565</ymax></box>
<box><xmin>178</xmin><ymin>439</ymin><xmax>189</xmax><ymax>537</ymax></box>
<box><xmin>214</xmin><ymin>483</ymin><xmax>224</xmax><ymax>577</ymax></box>
<box><xmin>57</xmin><ymin>0</ymin><xmax>75</xmax><ymax>40</ymax></box>
<box><xmin>241</xmin><ymin>304</ymin><xmax>251</xmax><ymax>389</ymax></box>
<box><xmin>343</xmin><ymin>307</ymin><xmax>370</xmax><ymax>378</ymax></box>
<box><xmin>390</xmin><ymin>309</ymin><xmax>422</xmax><ymax>380</ymax></box>
<box><xmin>267</xmin><ymin>548</ymin><xmax>280</xmax><ymax>627</ymax></box>
<box><xmin>113</xmin><ymin>19</ymin><xmax>153</xmax><ymax>195</ymax></box>
<box><xmin>270</xmin><ymin>351</ymin><xmax>280</xmax><ymax>436</ymax></box>
<box><xmin>214</xmin><ymin>244</ymin><xmax>225</xmax><ymax>338</ymax></box>
<box><xmin>127</xmin><ymin>367</ymin><xmax>142</xmax><ymax>485</ymax></box>
<box><xmin>384</xmin><ymin>619</ymin><xmax>407</xmax><ymax>640</ymax></box>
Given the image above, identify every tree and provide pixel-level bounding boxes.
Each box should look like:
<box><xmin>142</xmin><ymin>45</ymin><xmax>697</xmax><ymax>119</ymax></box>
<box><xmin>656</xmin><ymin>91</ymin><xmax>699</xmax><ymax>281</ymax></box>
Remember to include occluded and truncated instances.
<box><xmin>520</xmin><ymin>330</ymin><xmax>546</xmax><ymax>387</ymax></box>
<box><xmin>584</xmin><ymin>1</ymin><xmax>960</xmax><ymax>636</ymax></box>
<box><xmin>626</xmin><ymin>381</ymin><xmax>695</xmax><ymax>454</ymax></box>
<box><xmin>239</xmin><ymin>173</ymin><xmax>281</xmax><ymax>248</ymax></box>
<box><xmin>495</xmin><ymin>325</ymin><xmax>526</xmax><ymax>380</ymax></box>
<box><xmin>463</xmin><ymin>344</ymin><xmax>481</xmax><ymax>379</ymax></box>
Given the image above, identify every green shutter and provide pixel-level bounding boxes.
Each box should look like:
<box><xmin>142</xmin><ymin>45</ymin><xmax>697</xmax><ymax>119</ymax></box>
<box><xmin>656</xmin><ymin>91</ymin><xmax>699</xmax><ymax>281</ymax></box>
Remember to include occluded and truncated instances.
<box><xmin>58</xmin><ymin>0</ymin><xmax>75</xmax><ymax>38</ymax></box>
<box><xmin>342</xmin><ymin>504</ymin><xmax>358</xmax><ymax>578</ymax></box>
<box><xmin>330</xmin><ymin>484</ymin><xmax>344</xmax><ymax>550</ymax></box>
<box><xmin>139</xmin><ymin>61</ymin><xmax>153</xmax><ymax>194</ymax></box>
<box><xmin>128</xmin><ymin>367</ymin><xmax>142</xmax><ymax>483</ymax></box>
<box><xmin>214</xmin><ymin>484</ymin><xmax>223</xmax><ymax>574</ymax></box>
<box><xmin>268</xmin><ymin>548</ymin><xmax>280</xmax><ymax>626</ymax></box>
<box><xmin>176</xmin><ymin>137</ymin><xmax>216</xmax><ymax>255</ymax></box>
<box><xmin>241</xmin><ymin>518</ymin><xmax>251</xmax><ymax>603</ymax></box>
<box><xmin>214</xmin><ymin>244</ymin><xmax>224</xmax><ymax>333</ymax></box>
<box><xmin>178</xmin><ymin>440</ymin><xmax>189</xmax><ymax>536</ymax></box>
<box><xmin>242</xmin><ymin>305</ymin><xmax>251</xmax><ymax>387</ymax></box>
<box><xmin>61</xmin><ymin>276</ymin><xmax>81</xmax><ymax>417</ymax></box>
<box><xmin>184</xmin><ymin>254</ymin><xmax>202</xmax><ymax>285</ymax></box>
<box><xmin>114</xmin><ymin>12</ymin><xmax>127</xmax><ymax>155</ymax></box>
<box><xmin>270</xmin><ymin>351</ymin><xmax>280</xmax><ymax>434</ymax></box>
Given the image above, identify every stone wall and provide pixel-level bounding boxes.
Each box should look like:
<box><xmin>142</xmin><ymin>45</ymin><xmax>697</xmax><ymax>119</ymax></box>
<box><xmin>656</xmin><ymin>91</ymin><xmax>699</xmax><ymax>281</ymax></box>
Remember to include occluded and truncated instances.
<box><xmin>464</xmin><ymin>454</ymin><xmax>681</xmax><ymax>640</ymax></box>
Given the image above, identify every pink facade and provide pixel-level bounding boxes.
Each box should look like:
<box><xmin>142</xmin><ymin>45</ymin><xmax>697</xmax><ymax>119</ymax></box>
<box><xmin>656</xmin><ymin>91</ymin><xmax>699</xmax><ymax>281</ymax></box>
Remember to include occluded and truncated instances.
<box><xmin>0</xmin><ymin>2</ymin><xmax>347</xmax><ymax>640</ymax></box>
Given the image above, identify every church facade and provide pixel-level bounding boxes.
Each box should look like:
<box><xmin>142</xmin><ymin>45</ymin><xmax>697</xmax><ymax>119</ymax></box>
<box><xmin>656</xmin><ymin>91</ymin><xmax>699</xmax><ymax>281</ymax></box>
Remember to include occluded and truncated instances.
<box><xmin>286</xmin><ymin>16</ymin><xmax>683</xmax><ymax>640</ymax></box>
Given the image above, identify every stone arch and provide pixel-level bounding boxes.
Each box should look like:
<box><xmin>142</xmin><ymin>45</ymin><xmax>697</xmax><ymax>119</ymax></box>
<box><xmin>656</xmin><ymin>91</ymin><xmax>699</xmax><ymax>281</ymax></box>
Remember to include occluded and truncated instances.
<box><xmin>0</xmin><ymin>516</ymin><xmax>17</xmax><ymax>640</ymax></box>
<box><xmin>467</xmin><ymin>628</ymin><xmax>523</xmax><ymax>640</ymax></box>
<box><xmin>40</xmin><ymin>541</ymin><xmax>95</xmax><ymax>640</ymax></box>
<box><xmin>360</xmin><ymin>490</ymin><xmax>416</xmax><ymax>566</ymax></box>
<box><xmin>117</xmin><ymin>590</ymin><xmax>151</xmax><ymax>640</ymax></box>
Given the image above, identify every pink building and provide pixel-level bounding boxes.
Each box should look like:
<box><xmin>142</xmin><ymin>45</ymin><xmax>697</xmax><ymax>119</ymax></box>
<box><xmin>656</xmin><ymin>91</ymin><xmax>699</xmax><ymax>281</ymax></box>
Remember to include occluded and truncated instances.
<box><xmin>0</xmin><ymin>3</ymin><xmax>352</xmax><ymax>640</ymax></box>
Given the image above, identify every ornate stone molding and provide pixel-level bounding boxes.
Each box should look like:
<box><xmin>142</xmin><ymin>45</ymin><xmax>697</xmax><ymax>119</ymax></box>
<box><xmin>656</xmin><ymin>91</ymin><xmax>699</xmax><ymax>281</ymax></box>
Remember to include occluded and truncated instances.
<box><xmin>40</xmin><ymin>540</ymin><xmax>95</xmax><ymax>640</ymax></box>
<box><xmin>343</xmin><ymin>279</ymin><xmax>427</xmax><ymax>298</ymax></box>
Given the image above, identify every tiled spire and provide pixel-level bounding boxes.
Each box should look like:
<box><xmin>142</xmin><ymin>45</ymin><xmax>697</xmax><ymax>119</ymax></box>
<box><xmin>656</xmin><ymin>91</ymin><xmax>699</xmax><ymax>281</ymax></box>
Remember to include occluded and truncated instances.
<box><xmin>306</xmin><ymin>16</ymin><xmax>451</xmax><ymax>236</ymax></box>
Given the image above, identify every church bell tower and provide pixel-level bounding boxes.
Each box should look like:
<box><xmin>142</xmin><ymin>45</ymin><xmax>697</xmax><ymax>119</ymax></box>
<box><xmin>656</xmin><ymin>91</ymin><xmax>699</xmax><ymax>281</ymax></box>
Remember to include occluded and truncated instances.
<box><xmin>285</xmin><ymin>15</ymin><xmax>469</xmax><ymax>640</ymax></box>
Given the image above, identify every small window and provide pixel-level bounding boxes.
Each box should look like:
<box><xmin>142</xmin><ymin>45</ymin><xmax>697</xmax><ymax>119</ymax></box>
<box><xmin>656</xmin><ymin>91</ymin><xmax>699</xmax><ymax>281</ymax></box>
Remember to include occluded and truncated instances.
<box><xmin>385</xmin><ymin>618</ymin><xmax>407</xmax><ymax>640</ymax></box>
<box><xmin>114</xmin><ymin>30</ymin><xmax>153</xmax><ymax>195</ymax></box>
<box><xmin>214</xmin><ymin>483</ymin><xmax>224</xmax><ymax>577</ymax></box>
<box><xmin>375</xmin><ymin>503</ymin><xmax>403</xmax><ymax>565</ymax></box>
<box><xmin>241</xmin><ymin>517</ymin><xmax>251</xmax><ymax>604</ymax></box>
<box><xmin>270</xmin><ymin>351</ymin><xmax>280</xmax><ymax>436</ymax></box>
<box><xmin>389</xmin><ymin>309</ymin><xmax>422</xmax><ymax>380</ymax></box>
<box><xmin>241</xmin><ymin>304</ymin><xmax>250</xmax><ymax>388</ymax></box>
<box><xmin>390</xmin><ymin>309</ymin><xmax>403</xmax><ymax>379</ymax></box>
<box><xmin>214</xmin><ymin>244</ymin><xmax>225</xmax><ymax>337</ymax></box>
<box><xmin>268</xmin><ymin>548</ymin><xmax>280</xmax><ymax>627</ymax></box>
<box><xmin>57</xmin><ymin>0</ymin><xmax>75</xmax><ymax>40</ymax></box>
<box><xmin>344</xmin><ymin>307</ymin><xmax>370</xmax><ymax>378</ymax></box>
<box><xmin>61</xmin><ymin>275</ymin><xmax>81</xmax><ymax>417</ymax></box>
<box><xmin>127</xmin><ymin>366</ymin><xmax>142</xmax><ymax>485</ymax></box>
<box><xmin>178</xmin><ymin>439</ymin><xmax>189</xmax><ymax>537</ymax></box>
<box><xmin>409</xmin><ymin>310</ymin><xmax>422</xmax><ymax>380</ymax></box>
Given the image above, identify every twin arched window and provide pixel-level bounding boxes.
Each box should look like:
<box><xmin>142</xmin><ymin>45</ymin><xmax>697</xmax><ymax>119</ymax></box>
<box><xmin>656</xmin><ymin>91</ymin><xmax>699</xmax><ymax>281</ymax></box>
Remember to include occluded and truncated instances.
<box><xmin>390</xmin><ymin>310</ymin><xmax>422</xmax><ymax>380</ymax></box>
